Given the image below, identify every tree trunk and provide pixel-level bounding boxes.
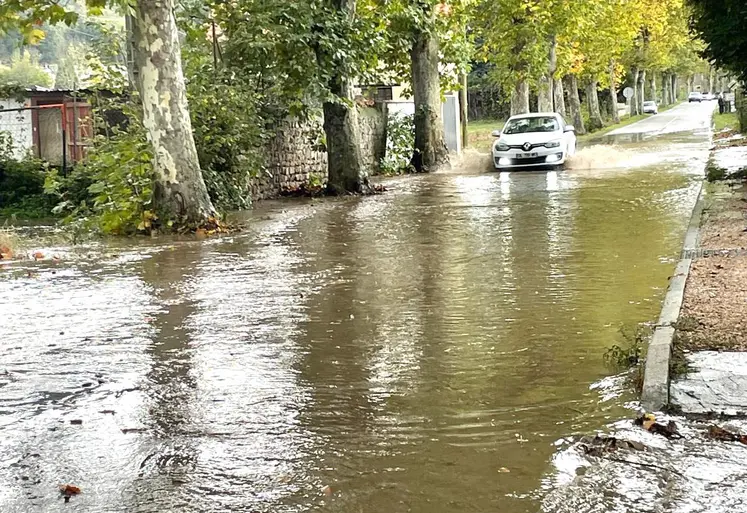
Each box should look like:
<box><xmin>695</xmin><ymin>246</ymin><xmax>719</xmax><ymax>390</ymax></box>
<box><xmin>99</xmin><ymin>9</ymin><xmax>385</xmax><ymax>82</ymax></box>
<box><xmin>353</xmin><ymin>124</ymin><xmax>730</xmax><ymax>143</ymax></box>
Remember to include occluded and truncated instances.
<box><xmin>585</xmin><ymin>80</ymin><xmax>604</xmax><ymax>131</ymax></box>
<box><xmin>323</xmin><ymin>83</ymin><xmax>369</xmax><ymax>194</ymax></box>
<box><xmin>411</xmin><ymin>26</ymin><xmax>449</xmax><ymax>172</ymax></box>
<box><xmin>510</xmin><ymin>79</ymin><xmax>530</xmax><ymax>115</ymax></box>
<box><xmin>708</xmin><ymin>66</ymin><xmax>714</xmax><ymax>92</ymax></box>
<box><xmin>672</xmin><ymin>75</ymin><xmax>678</xmax><ymax>101</ymax></box>
<box><xmin>630</xmin><ymin>68</ymin><xmax>640</xmax><ymax>115</ymax></box>
<box><xmin>542</xmin><ymin>35</ymin><xmax>558</xmax><ymax>114</ymax></box>
<box><xmin>553</xmin><ymin>75</ymin><xmax>566</xmax><ymax>116</ymax></box>
<box><xmin>609</xmin><ymin>60</ymin><xmax>619</xmax><ymax>123</ymax></box>
<box><xmin>537</xmin><ymin>38</ymin><xmax>554</xmax><ymax>112</ymax></box>
<box><xmin>636</xmin><ymin>69</ymin><xmax>646</xmax><ymax>114</ymax></box>
<box><xmin>662</xmin><ymin>73</ymin><xmax>671</xmax><ymax>105</ymax></box>
<box><xmin>647</xmin><ymin>74</ymin><xmax>655</xmax><ymax>103</ymax></box>
<box><xmin>538</xmin><ymin>76</ymin><xmax>553</xmax><ymax>112</ymax></box>
<box><xmin>459</xmin><ymin>72</ymin><xmax>468</xmax><ymax>149</ymax></box>
<box><xmin>132</xmin><ymin>0</ymin><xmax>216</xmax><ymax>226</ymax></box>
<box><xmin>322</xmin><ymin>0</ymin><xmax>370</xmax><ymax>194</ymax></box>
<box><xmin>564</xmin><ymin>75</ymin><xmax>585</xmax><ymax>134</ymax></box>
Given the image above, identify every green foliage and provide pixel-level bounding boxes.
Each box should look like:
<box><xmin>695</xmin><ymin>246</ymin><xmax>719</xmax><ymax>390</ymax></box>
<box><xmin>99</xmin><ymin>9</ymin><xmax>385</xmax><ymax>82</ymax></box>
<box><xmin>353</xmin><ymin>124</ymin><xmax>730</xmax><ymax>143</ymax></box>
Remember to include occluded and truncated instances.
<box><xmin>45</xmin><ymin>99</ymin><xmax>155</xmax><ymax>235</ymax></box>
<box><xmin>689</xmin><ymin>0</ymin><xmax>747</xmax><ymax>83</ymax></box>
<box><xmin>0</xmin><ymin>131</ymin><xmax>55</xmax><ymax>218</ymax></box>
<box><xmin>604</xmin><ymin>325</ymin><xmax>650</xmax><ymax>371</ymax></box>
<box><xmin>380</xmin><ymin>112</ymin><xmax>414</xmax><ymax>175</ymax></box>
<box><xmin>0</xmin><ymin>49</ymin><xmax>52</xmax><ymax>87</ymax></box>
<box><xmin>705</xmin><ymin>159</ymin><xmax>727</xmax><ymax>182</ymax></box>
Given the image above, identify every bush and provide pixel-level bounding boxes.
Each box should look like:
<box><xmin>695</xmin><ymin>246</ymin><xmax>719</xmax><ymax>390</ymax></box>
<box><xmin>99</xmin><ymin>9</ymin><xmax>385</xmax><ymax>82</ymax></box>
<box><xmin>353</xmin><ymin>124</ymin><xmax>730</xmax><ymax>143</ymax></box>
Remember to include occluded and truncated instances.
<box><xmin>45</xmin><ymin>99</ymin><xmax>154</xmax><ymax>235</ymax></box>
<box><xmin>0</xmin><ymin>131</ymin><xmax>55</xmax><ymax>218</ymax></box>
<box><xmin>380</xmin><ymin>112</ymin><xmax>415</xmax><ymax>175</ymax></box>
<box><xmin>188</xmin><ymin>73</ymin><xmax>267</xmax><ymax>211</ymax></box>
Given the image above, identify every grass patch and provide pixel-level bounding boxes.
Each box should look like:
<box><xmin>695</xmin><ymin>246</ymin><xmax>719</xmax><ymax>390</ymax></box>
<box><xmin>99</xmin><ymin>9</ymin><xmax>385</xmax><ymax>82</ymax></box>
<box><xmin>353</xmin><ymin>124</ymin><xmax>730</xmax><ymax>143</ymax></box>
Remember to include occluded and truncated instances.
<box><xmin>604</xmin><ymin>325</ymin><xmax>651</xmax><ymax>394</ymax></box>
<box><xmin>671</xmin><ymin>330</ymin><xmax>694</xmax><ymax>380</ymax></box>
<box><xmin>713</xmin><ymin>111</ymin><xmax>738</xmax><ymax>133</ymax></box>
<box><xmin>467</xmin><ymin>119</ymin><xmax>504</xmax><ymax>152</ymax></box>
<box><xmin>705</xmin><ymin>158</ymin><xmax>728</xmax><ymax>182</ymax></box>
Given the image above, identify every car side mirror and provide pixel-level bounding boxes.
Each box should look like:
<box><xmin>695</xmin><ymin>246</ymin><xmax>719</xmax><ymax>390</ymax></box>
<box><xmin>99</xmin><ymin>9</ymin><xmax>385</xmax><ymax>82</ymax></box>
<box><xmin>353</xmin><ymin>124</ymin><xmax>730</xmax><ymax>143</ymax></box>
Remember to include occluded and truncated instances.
<box><xmin>564</xmin><ymin>125</ymin><xmax>575</xmax><ymax>133</ymax></box>
<box><xmin>491</xmin><ymin>130</ymin><xmax>502</xmax><ymax>137</ymax></box>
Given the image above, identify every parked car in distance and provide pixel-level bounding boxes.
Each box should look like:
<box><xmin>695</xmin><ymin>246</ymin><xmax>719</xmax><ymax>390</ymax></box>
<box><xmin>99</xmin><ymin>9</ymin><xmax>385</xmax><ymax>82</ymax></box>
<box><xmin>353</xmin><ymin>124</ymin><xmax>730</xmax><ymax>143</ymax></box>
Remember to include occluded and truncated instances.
<box><xmin>688</xmin><ymin>92</ymin><xmax>703</xmax><ymax>102</ymax></box>
<box><xmin>702</xmin><ymin>92</ymin><xmax>715</xmax><ymax>101</ymax></box>
<box><xmin>491</xmin><ymin>112</ymin><xmax>576</xmax><ymax>171</ymax></box>
<box><xmin>643</xmin><ymin>101</ymin><xmax>658</xmax><ymax>114</ymax></box>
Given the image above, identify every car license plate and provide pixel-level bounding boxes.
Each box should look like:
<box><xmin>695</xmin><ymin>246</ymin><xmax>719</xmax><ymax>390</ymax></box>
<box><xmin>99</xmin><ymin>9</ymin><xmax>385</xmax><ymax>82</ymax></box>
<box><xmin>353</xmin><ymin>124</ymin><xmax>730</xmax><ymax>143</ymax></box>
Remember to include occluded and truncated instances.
<box><xmin>516</xmin><ymin>152</ymin><xmax>538</xmax><ymax>158</ymax></box>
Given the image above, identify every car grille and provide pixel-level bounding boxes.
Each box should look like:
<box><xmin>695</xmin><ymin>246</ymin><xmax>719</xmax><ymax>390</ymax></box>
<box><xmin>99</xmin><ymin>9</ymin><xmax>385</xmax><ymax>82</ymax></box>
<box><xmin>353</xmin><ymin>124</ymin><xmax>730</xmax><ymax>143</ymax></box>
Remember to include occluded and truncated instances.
<box><xmin>507</xmin><ymin>143</ymin><xmax>542</xmax><ymax>150</ymax></box>
<box><xmin>495</xmin><ymin>156</ymin><xmax>549</xmax><ymax>166</ymax></box>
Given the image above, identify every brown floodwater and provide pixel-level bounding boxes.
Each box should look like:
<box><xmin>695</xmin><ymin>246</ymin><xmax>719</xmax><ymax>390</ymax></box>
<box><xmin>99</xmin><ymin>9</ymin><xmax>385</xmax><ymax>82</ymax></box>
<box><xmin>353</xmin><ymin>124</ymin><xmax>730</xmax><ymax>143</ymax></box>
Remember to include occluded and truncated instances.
<box><xmin>0</xmin><ymin>128</ymin><xmax>709</xmax><ymax>512</ymax></box>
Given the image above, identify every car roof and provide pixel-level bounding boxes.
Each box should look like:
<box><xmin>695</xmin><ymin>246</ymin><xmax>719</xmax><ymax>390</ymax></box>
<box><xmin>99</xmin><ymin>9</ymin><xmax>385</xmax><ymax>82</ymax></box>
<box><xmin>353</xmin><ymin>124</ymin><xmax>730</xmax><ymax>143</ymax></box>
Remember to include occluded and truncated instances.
<box><xmin>506</xmin><ymin>112</ymin><xmax>560</xmax><ymax>120</ymax></box>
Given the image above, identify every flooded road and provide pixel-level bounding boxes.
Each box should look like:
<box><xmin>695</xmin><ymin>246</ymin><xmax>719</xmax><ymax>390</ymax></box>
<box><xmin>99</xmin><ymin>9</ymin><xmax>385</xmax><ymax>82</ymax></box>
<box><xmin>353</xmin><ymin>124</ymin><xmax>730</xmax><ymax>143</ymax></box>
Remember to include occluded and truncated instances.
<box><xmin>0</xmin><ymin>107</ymin><xmax>711</xmax><ymax>512</ymax></box>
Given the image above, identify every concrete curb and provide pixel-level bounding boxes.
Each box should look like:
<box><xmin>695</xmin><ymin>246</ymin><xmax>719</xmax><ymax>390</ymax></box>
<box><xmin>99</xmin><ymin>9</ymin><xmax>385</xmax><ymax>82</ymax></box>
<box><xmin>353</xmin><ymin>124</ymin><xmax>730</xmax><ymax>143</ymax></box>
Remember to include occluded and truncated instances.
<box><xmin>641</xmin><ymin>181</ymin><xmax>705</xmax><ymax>411</ymax></box>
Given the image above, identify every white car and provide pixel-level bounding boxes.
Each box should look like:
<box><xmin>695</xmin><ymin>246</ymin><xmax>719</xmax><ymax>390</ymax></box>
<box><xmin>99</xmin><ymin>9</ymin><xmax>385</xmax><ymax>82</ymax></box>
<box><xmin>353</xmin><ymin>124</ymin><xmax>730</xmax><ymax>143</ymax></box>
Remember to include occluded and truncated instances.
<box><xmin>702</xmin><ymin>92</ymin><xmax>715</xmax><ymax>101</ymax></box>
<box><xmin>688</xmin><ymin>92</ymin><xmax>702</xmax><ymax>103</ymax></box>
<box><xmin>492</xmin><ymin>112</ymin><xmax>576</xmax><ymax>170</ymax></box>
<box><xmin>643</xmin><ymin>101</ymin><xmax>658</xmax><ymax>114</ymax></box>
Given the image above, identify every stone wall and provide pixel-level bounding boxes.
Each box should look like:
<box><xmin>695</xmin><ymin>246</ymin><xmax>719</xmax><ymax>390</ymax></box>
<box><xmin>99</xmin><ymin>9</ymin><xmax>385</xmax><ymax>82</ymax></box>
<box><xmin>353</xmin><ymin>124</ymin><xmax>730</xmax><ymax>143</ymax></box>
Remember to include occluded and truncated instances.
<box><xmin>249</xmin><ymin>105</ymin><xmax>387</xmax><ymax>201</ymax></box>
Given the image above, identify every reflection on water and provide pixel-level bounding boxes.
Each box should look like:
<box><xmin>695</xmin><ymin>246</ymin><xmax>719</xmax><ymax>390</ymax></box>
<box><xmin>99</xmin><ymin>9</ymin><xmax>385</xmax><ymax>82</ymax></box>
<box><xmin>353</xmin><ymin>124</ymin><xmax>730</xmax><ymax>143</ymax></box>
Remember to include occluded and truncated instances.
<box><xmin>0</xmin><ymin>132</ymin><xmax>708</xmax><ymax>512</ymax></box>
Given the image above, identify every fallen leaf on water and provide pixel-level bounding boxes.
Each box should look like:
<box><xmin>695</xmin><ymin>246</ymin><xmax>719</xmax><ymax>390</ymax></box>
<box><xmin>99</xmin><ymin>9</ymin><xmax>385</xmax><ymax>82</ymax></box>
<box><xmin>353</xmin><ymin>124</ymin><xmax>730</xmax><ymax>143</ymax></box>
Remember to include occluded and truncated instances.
<box><xmin>69</xmin><ymin>419</ymin><xmax>83</xmax><ymax>425</ymax></box>
<box><xmin>321</xmin><ymin>485</ymin><xmax>333</xmax><ymax>496</ymax></box>
<box><xmin>33</xmin><ymin>251</ymin><xmax>44</xmax><ymax>260</ymax></box>
<box><xmin>498</xmin><ymin>467</ymin><xmax>510</xmax><ymax>473</ymax></box>
<box><xmin>99</xmin><ymin>410</ymin><xmax>116</xmax><ymax>415</ymax></box>
<box><xmin>59</xmin><ymin>484</ymin><xmax>81</xmax><ymax>495</ymax></box>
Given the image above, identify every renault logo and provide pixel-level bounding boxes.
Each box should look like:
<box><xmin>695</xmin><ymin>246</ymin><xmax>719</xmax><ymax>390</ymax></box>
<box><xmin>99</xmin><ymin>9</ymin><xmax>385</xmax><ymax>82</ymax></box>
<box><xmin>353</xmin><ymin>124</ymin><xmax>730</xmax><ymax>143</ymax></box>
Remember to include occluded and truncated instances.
<box><xmin>522</xmin><ymin>142</ymin><xmax>532</xmax><ymax>151</ymax></box>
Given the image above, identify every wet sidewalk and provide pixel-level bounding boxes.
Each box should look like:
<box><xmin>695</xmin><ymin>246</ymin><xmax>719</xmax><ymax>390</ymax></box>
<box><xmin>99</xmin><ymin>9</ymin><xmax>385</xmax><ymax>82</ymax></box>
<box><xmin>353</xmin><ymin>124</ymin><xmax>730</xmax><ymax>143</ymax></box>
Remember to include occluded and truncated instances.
<box><xmin>671</xmin><ymin>138</ymin><xmax>747</xmax><ymax>415</ymax></box>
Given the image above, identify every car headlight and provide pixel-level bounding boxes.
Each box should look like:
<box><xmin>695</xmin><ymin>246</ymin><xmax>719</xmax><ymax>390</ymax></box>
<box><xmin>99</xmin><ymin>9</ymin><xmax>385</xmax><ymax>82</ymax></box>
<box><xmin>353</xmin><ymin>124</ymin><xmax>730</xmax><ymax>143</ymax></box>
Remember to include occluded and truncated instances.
<box><xmin>544</xmin><ymin>140</ymin><xmax>561</xmax><ymax>148</ymax></box>
<box><xmin>495</xmin><ymin>141</ymin><xmax>509</xmax><ymax>151</ymax></box>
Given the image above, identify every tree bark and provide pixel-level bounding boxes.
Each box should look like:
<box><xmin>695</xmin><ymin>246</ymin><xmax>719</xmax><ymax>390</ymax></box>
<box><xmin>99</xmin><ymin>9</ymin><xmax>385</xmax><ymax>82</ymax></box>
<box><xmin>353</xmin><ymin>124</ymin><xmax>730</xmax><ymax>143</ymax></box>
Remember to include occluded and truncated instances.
<box><xmin>672</xmin><ymin>75</ymin><xmax>678</xmax><ymax>101</ymax></box>
<box><xmin>585</xmin><ymin>80</ymin><xmax>603</xmax><ymax>131</ymax></box>
<box><xmin>411</xmin><ymin>25</ymin><xmax>449</xmax><ymax>172</ymax></box>
<box><xmin>537</xmin><ymin>38</ymin><xmax>554</xmax><ymax>112</ymax></box>
<box><xmin>609</xmin><ymin>60</ymin><xmax>619</xmax><ymax>123</ymax></box>
<box><xmin>564</xmin><ymin>75</ymin><xmax>585</xmax><ymax>134</ymax></box>
<box><xmin>459</xmin><ymin>72</ymin><xmax>468</xmax><ymax>149</ymax></box>
<box><xmin>636</xmin><ymin>69</ymin><xmax>646</xmax><ymax>114</ymax></box>
<box><xmin>662</xmin><ymin>73</ymin><xmax>671</xmax><ymax>105</ymax></box>
<box><xmin>510</xmin><ymin>79</ymin><xmax>530</xmax><ymax>115</ymax></box>
<box><xmin>323</xmin><ymin>0</ymin><xmax>369</xmax><ymax>193</ymax></box>
<box><xmin>647</xmin><ymin>74</ymin><xmax>656</xmax><ymax>103</ymax></box>
<box><xmin>323</xmin><ymin>83</ymin><xmax>369</xmax><ymax>194</ymax></box>
<box><xmin>539</xmin><ymin>35</ymin><xmax>557</xmax><ymax>113</ymax></box>
<box><xmin>132</xmin><ymin>0</ymin><xmax>216</xmax><ymax>226</ymax></box>
<box><xmin>631</xmin><ymin>68</ymin><xmax>640</xmax><ymax>115</ymax></box>
<box><xmin>553</xmin><ymin>75</ymin><xmax>566</xmax><ymax>116</ymax></box>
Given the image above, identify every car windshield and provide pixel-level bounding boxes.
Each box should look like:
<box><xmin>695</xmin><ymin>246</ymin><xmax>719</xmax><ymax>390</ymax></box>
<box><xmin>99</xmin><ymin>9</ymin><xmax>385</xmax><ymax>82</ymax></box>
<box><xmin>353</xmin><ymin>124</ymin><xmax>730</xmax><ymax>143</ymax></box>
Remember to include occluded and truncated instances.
<box><xmin>503</xmin><ymin>116</ymin><xmax>559</xmax><ymax>134</ymax></box>
<box><xmin>644</xmin><ymin>102</ymin><xmax>655</xmax><ymax>106</ymax></box>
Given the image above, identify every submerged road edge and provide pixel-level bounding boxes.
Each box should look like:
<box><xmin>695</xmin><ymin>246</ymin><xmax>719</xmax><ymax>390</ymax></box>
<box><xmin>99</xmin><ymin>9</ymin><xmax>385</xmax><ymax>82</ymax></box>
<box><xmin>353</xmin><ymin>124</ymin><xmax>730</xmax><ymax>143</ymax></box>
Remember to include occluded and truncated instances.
<box><xmin>641</xmin><ymin>180</ymin><xmax>705</xmax><ymax>411</ymax></box>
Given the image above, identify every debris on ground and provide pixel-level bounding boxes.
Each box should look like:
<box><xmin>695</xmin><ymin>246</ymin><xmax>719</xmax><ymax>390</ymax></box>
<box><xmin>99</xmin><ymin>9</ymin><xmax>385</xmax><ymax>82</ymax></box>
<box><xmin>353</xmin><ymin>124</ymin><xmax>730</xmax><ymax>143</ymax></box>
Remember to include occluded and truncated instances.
<box><xmin>59</xmin><ymin>484</ymin><xmax>81</xmax><ymax>502</ymax></box>
<box><xmin>578</xmin><ymin>434</ymin><xmax>646</xmax><ymax>456</ymax></box>
<box><xmin>634</xmin><ymin>413</ymin><xmax>683</xmax><ymax>439</ymax></box>
<box><xmin>707</xmin><ymin>425</ymin><xmax>747</xmax><ymax>444</ymax></box>
<box><xmin>321</xmin><ymin>484</ymin><xmax>333</xmax><ymax>496</ymax></box>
